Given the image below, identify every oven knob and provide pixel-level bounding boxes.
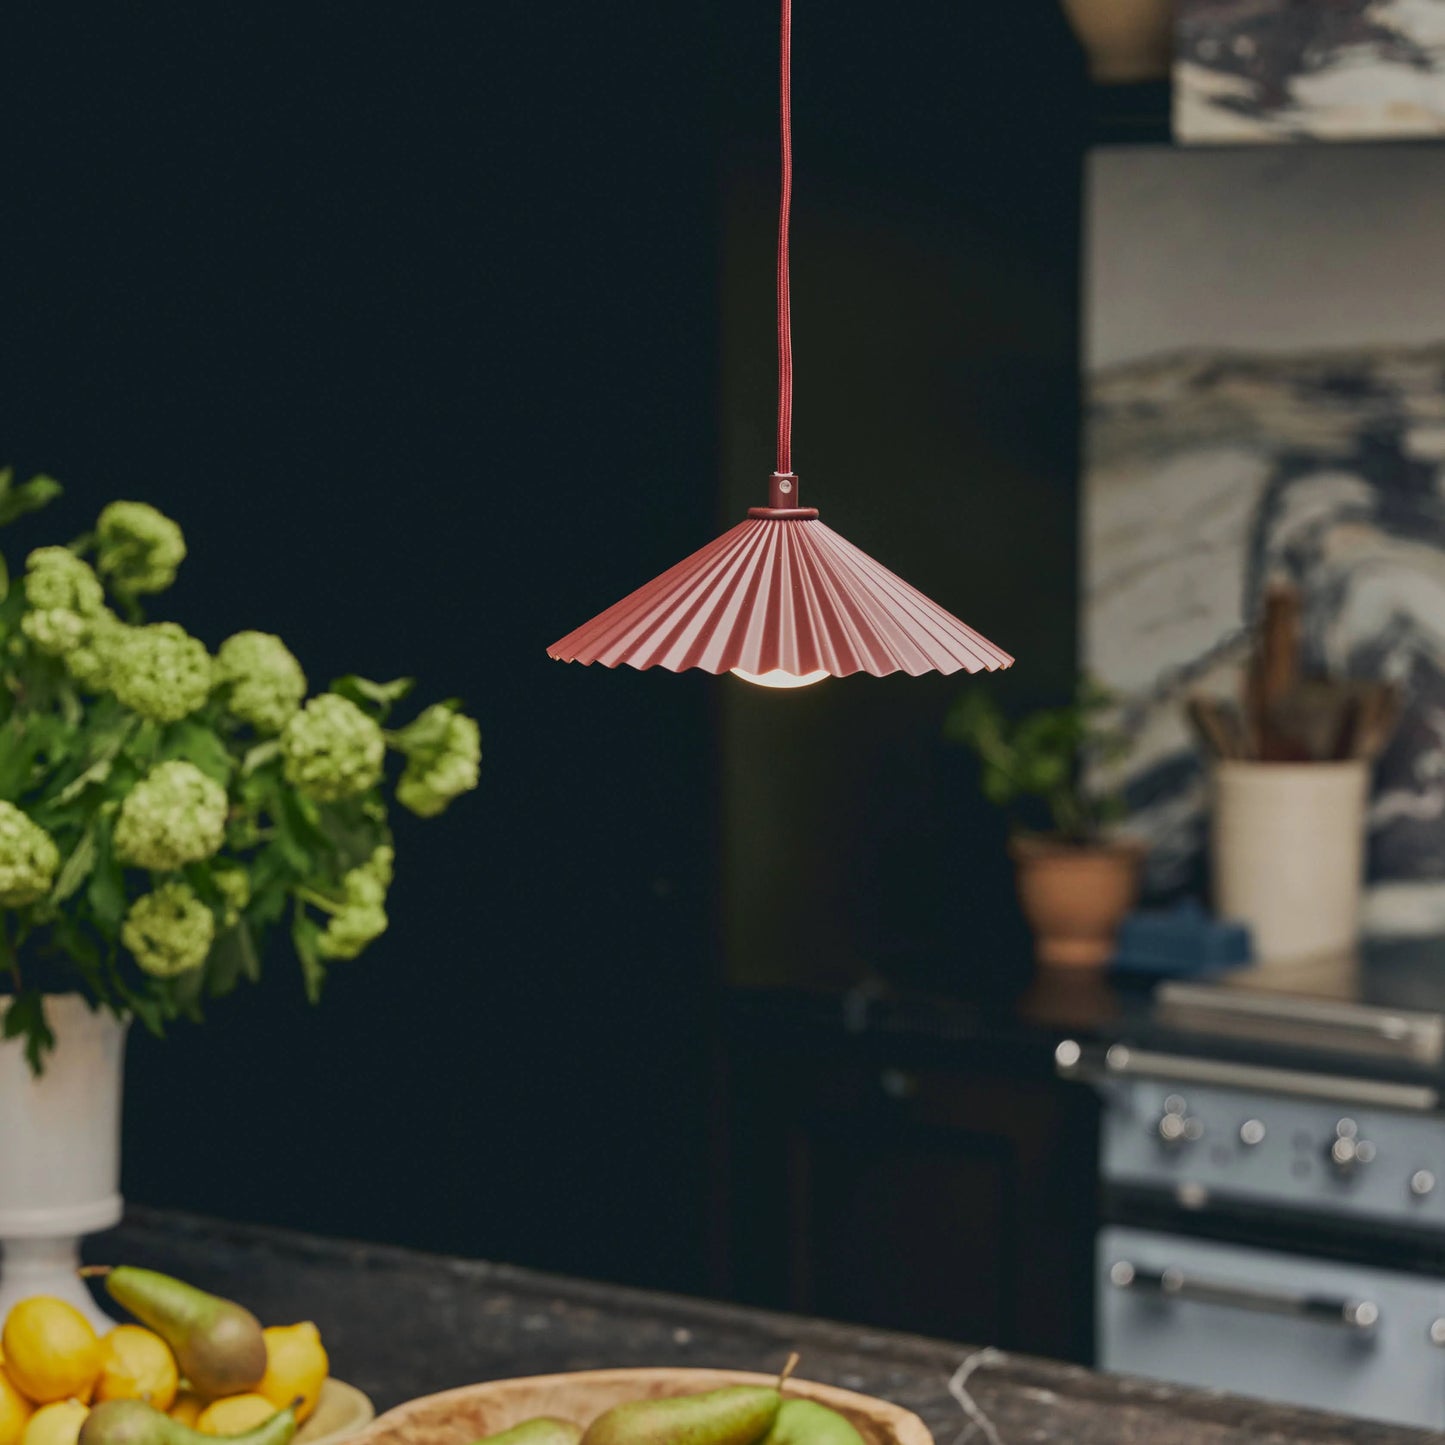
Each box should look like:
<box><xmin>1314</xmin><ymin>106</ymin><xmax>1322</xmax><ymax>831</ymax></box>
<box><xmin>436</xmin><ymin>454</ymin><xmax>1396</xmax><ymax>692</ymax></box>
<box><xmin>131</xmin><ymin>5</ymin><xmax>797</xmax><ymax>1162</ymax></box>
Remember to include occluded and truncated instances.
<box><xmin>1156</xmin><ymin>1096</ymin><xmax>1203</xmax><ymax>1148</ymax></box>
<box><xmin>1411</xmin><ymin>1169</ymin><xmax>1436</xmax><ymax>1198</ymax></box>
<box><xmin>1239</xmin><ymin>1119</ymin><xmax>1266</xmax><ymax>1147</ymax></box>
<box><xmin>1326</xmin><ymin>1118</ymin><xmax>1376</xmax><ymax>1176</ymax></box>
<box><xmin>1431</xmin><ymin>1319</ymin><xmax>1445</xmax><ymax>1347</ymax></box>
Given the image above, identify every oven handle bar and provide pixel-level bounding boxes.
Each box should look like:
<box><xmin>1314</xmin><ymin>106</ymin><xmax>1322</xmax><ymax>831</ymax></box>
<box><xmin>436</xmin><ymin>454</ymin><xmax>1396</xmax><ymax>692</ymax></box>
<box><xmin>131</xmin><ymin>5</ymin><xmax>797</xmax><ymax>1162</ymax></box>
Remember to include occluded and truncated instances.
<box><xmin>1110</xmin><ymin>1260</ymin><xmax>1380</xmax><ymax>1330</ymax></box>
<box><xmin>1055</xmin><ymin>1040</ymin><xmax>1440</xmax><ymax>1113</ymax></box>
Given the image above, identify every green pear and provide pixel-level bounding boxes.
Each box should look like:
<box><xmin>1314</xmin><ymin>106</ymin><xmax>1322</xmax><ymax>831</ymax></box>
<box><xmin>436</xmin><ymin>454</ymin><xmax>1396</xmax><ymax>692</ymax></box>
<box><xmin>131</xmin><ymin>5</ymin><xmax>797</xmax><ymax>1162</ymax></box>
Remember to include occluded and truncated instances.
<box><xmin>477</xmin><ymin>1423</ymin><xmax>583</xmax><ymax>1445</ymax></box>
<box><xmin>581</xmin><ymin>1385</ymin><xmax>781</xmax><ymax>1445</ymax></box>
<box><xmin>760</xmin><ymin>1400</ymin><xmax>866</xmax><ymax>1445</ymax></box>
<box><xmin>79</xmin><ymin>1398</ymin><xmax>298</xmax><ymax>1445</ymax></box>
<box><xmin>90</xmin><ymin>1266</ymin><xmax>268</xmax><ymax>1398</ymax></box>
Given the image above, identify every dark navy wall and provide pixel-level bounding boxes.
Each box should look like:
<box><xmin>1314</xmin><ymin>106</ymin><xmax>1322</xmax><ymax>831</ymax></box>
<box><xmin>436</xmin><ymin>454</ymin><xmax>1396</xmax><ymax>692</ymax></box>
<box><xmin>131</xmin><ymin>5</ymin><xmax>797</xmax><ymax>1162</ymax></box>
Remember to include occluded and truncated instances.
<box><xmin>1</xmin><ymin>1</ymin><xmax>1090</xmax><ymax>1293</ymax></box>
<box><xmin>1</xmin><ymin>5</ymin><xmax>721</xmax><ymax>1292</ymax></box>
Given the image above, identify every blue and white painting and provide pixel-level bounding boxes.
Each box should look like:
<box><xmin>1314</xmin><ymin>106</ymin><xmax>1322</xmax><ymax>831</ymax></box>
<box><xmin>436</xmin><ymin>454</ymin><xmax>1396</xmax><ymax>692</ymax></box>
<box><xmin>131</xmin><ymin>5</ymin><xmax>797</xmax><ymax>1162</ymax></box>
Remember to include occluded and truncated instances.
<box><xmin>1177</xmin><ymin>0</ymin><xmax>1445</xmax><ymax>142</ymax></box>
<box><xmin>1083</xmin><ymin>145</ymin><xmax>1445</xmax><ymax>934</ymax></box>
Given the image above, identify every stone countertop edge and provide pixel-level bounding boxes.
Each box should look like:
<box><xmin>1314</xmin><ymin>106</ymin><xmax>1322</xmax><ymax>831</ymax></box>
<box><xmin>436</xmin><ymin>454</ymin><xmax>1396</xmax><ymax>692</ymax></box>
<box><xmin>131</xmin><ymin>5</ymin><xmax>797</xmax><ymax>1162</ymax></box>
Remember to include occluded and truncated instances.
<box><xmin>100</xmin><ymin>1208</ymin><xmax>1444</xmax><ymax>1445</ymax></box>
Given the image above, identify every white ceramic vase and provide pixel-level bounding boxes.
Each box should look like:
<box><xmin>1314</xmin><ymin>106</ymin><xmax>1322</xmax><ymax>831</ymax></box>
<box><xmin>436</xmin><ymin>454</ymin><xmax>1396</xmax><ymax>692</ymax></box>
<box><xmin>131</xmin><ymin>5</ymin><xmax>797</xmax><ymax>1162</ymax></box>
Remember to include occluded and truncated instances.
<box><xmin>0</xmin><ymin>995</ymin><xmax>127</xmax><ymax>1330</ymax></box>
<box><xmin>1212</xmin><ymin>761</ymin><xmax>1371</xmax><ymax>964</ymax></box>
<box><xmin>1059</xmin><ymin>0</ymin><xmax>1173</xmax><ymax>83</ymax></box>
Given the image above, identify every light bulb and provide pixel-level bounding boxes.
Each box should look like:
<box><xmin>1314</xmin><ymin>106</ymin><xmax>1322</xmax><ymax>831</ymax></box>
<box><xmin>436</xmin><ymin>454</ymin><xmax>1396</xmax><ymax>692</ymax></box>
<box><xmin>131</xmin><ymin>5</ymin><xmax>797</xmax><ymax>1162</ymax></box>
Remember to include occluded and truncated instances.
<box><xmin>730</xmin><ymin>668</ymin><xmax>829</xmax><ymax>689</ymax></box>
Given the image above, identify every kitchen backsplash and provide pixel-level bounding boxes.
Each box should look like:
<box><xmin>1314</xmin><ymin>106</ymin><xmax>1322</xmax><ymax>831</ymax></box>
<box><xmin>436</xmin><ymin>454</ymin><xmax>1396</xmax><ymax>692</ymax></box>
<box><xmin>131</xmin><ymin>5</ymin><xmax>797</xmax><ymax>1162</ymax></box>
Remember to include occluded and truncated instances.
<box><xmin>1083</xmin><ymin>143</ymin><xmax>1445</xmax><ymax>934</ymax></box>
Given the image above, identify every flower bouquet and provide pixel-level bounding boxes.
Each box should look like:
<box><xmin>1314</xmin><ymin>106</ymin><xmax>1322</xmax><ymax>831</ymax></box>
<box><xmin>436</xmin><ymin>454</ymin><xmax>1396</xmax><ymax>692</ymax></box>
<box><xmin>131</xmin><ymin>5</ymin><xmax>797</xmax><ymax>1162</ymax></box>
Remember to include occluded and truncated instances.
<box><xmin>0</xmin><ymin>470</ymin><xmax>481</xmax><ymax>1072</ymax></box>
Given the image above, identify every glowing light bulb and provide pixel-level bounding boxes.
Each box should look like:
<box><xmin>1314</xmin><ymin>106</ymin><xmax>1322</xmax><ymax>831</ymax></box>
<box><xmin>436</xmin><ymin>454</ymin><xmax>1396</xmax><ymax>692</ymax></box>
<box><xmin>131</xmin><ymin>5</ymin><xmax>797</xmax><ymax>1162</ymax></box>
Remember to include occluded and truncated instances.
<box><xmin>730</xmin><ymin>668</ymin><xmax>829</xmax><ymax>689</ymax></box>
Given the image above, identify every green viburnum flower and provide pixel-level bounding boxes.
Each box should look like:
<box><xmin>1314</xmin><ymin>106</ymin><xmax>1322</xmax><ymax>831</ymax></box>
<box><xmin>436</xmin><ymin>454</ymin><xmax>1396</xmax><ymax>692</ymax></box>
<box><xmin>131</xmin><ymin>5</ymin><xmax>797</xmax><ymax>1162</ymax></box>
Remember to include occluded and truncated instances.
<box><xmin>212</xmin><ymin>865</ymin><xmax>251</xmax><ymax>925</ymax></box>
<box><xmin>367</xmin><ymin>843</ymin><xmax>394</xmax><ymax>888</ymax></box>
<box><xmin>215</xmin><ymin>631</ymin><xmax>307</xmax><ymax>733</ymax></box>
<box><xmin>317</xmin><ymin>853</ymin><xmax>390</xmax><ymax>960</ymax></box>
<box><xmin>394</xmin><ymin>704</ymin><xmax>481</xmax><ymax>818</ymax></box>
<box><xmin>0</xmin><ymin>803</ymin><xmax>60</xmax><ymax>906</ymax></box>
<box><xmin>107</xmin><ymin>622</ymin><xmax>213</xmax><ymax>723</ymax></box>
<box><xmin>22</xmin><ymin>607</ymin><xmax>88</xmax><ymax>656</ymax></box>
<box><xmin>280</xmin><ymin>693</ymin><xmax>385</xmax><ymax>802</ymax></box>
<box><xmin>121</xmin><ymin>880</ymin><xmax>215</xmax><ymax>977</ymax></box>
<box><xmin>95</xmin><ymin>501</ymin><xmax>186</xmax><ymax>595</ymax></box>
<box><xmin>63</xmin><ymin>611</ymin><xmax>126</xmax><ymax>692</ymax></box>
<box><xmin>114</xmin><ymin>761</ymin><xmax>228</xmax><ymax>872</ymax></box>
<box><xmin>20</xmin><ymin>547</ymin><xmax>107</xmax><ymax>657</ymax></box>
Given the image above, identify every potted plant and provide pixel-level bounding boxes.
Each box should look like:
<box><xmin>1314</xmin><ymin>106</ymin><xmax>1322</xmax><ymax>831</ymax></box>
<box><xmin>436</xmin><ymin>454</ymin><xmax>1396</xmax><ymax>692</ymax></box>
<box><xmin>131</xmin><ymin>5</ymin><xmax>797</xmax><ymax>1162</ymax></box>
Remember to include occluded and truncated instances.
<box><xmin>0</xmin><ymin>470</ymin><xmax>481</xmax><ymax>1323</ymax></box>
<box><xmin>945</xmin><ymin>680</ymin><xmax>1143</xmax><ymax>968</ymax></box>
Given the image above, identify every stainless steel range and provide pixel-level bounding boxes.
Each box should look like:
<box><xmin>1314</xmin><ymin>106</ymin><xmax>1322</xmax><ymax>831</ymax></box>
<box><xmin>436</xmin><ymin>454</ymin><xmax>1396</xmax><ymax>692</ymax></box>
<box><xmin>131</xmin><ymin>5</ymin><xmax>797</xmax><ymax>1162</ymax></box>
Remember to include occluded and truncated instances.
<box><xmin>1058</xmin><ymin>958</ymin><xmax>1445</xmax><ymax>1431</ymax></box>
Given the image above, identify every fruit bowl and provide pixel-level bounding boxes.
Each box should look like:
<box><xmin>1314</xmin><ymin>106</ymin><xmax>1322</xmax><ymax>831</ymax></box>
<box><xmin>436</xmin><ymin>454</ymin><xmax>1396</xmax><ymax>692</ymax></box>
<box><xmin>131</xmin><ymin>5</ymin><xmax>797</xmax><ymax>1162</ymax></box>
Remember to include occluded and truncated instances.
<box><xmin>297</xmin><ymin>1379</ymin><xmax>376</xmax><ymax>1445</ymax></box>
<box><xmin>360</xmin><ymin>1368</ymin><xmax>932</xmax><ymax>1445</ymax></box>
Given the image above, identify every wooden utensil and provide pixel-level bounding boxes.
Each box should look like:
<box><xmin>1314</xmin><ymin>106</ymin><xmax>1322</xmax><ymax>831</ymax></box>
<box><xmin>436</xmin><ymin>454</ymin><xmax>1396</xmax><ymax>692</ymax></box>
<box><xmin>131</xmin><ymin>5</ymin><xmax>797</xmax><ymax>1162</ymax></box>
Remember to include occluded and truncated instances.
<box><xmin>1187</xmin><ymin>694</ymin><xmax>1249</xmax><ymax>760</ymax></box>
<box><xmin>1346</xmin><ymin>681</ymin><xmax>1404</xmax><ymax>761</ymax></box>
<box><xmin>1244</xmin><ymin>583</ymin><xmax>1303</xmax><ymax>761</ymax></box>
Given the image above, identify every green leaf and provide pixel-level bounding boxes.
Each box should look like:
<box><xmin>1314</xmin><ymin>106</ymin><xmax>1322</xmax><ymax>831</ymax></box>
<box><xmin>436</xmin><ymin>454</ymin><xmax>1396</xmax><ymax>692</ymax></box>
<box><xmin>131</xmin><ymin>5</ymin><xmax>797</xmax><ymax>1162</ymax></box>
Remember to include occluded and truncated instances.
<box><xmin>273</xmin><ymin>793</ymin><xmax>321</xmax><ymax>874</ymax></box>
<box><xmin>123</xmin><ymin>987</ymin><xmax>168</xmax><ymax>1038</ymax></box>
<box><xmin>331</xmin><ymin>674</ymin><xmax>414</xmax><ymax>719</ymax></box>
<box><xmin>291</xmin><ymin>905</ymin><xmax>327</xmax><ymax>1005</ymax></box>
<box><xmin>242</xmin><ymin>739</ymin><xmax>281</xmax><ymax>776</ymax></box>
<box><xmin>168</xmin><ymin>962</ymin><xmax>207</xmax><ymax>1022</ymax></box>
<box><xmin>50</xmin><ymin>824</ymin><xmax>98</xmax><ymax>906</ymax></box>
<box><xmin>204</xmin><ymin>921</ymin><xmax>261</xmax><ymax>999</ymax></box>
<box><xmin>158</xmin><ymin>720</ymin><xmax>235</xmax><ymax>785</ymax></box>
<box><xmin>0</xmin><ymin>475</ymin><xmax>63</xmax><ymax>528</ymax></box>
<box><xmin>314</xmin><ymin>798</ymin><xmax>389</xmax><ymax>872</ymax></box>
<box><xmin>86</xmin><ymin>815</ymin><xmax>127</xmax><ymax>933</ymax></box>
<box><xmin>49</xmin><ymin>718</ymin><xmax>135</xmax><ymax>807</ymax></box>
<box><xmin>0</xmin><ymin>719</ymin><xmax>48</xmax><ymax>801</ymax></box>
<box><xmin>387</xmin><ymin>702</ymin><xmax>459</xmax><ymax>757</ymax></box>
<box><xmin>1</xmin><ymin>990</ymin><xmax>55</xmax><ymax>1075</ymax></box>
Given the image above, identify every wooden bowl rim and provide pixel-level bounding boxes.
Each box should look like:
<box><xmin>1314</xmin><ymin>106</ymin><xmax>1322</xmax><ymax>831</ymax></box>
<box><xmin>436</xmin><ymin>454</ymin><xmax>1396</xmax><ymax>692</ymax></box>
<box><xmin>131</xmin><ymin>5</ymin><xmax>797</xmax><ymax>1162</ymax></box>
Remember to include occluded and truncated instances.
<box><xmin>298</xmin><ymin>1378</ymin><xmax>377</xmax><ymax>1445</ymax></box>
<box><xmin>363</xmin><ymin>1366</ymin><xmax>934</xmax><ymax>1445</ymax></box>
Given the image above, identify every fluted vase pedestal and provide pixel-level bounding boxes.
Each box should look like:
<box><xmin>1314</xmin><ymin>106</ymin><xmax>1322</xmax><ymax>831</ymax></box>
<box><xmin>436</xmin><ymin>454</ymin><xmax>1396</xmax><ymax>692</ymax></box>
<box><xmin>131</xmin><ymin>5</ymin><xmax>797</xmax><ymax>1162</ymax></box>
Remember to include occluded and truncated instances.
<box><xmin>0</xmin><ymin>994</ymin><xmax>127</xmax><ymax>1331</ymax></box>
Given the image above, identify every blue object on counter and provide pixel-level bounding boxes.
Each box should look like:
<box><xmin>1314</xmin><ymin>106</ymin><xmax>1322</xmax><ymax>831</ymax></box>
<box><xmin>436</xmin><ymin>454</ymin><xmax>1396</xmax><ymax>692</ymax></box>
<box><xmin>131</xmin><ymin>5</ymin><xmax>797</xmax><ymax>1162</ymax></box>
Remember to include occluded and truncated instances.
<box><xmin>1112</xmin><ymin>899</ymin><xmax>1252</xmax><ymax>977</ymax></box>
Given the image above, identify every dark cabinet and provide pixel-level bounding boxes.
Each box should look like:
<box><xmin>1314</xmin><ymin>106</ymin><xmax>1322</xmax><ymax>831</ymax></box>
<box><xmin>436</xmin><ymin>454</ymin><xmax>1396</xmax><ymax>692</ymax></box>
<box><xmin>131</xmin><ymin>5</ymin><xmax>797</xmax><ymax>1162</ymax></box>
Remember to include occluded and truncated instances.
<box><xmin>713</xmin><ymin>1003</ymin><xmax>1099</xmax><ymax>1362</ymax></box>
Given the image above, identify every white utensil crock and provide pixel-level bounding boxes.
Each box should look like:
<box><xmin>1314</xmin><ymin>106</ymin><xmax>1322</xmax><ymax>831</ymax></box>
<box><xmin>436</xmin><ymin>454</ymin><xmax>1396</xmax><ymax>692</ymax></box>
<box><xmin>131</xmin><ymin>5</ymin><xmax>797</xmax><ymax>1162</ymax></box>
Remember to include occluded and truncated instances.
<box><xmin>1212</xmin><ymin>761</ymin><xmax>1370</xmax><ymax>963</ymax></box>
<box><xmin>0</xmin><ymin>994</ymin><xmax>127</xmax><ymax>1329</ymax></box>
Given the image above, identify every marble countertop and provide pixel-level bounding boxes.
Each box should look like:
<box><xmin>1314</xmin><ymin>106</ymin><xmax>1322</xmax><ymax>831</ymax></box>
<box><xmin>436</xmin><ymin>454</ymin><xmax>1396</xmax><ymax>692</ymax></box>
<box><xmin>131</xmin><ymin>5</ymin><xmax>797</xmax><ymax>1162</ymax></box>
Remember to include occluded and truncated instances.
<box><xmin>96</xmin><ymin>1209</ymin><xmax>1442</xmax><ymax>1445</ymax></box>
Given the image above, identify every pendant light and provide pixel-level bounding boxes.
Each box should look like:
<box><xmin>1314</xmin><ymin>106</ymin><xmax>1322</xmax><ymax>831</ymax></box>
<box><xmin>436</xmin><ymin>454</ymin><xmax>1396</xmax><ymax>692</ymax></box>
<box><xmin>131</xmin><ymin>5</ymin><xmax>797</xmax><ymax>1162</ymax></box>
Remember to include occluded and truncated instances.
<box><xmin>548</xmin><ymin>0</ymin><xmax>1013</xmax><ymax>686</ymax></box>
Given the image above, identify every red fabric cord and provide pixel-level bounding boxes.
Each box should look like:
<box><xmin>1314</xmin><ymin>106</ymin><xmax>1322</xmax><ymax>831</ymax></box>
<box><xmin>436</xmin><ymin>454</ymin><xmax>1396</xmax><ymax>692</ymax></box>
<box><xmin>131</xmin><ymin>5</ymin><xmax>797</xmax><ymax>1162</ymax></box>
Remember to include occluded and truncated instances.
<box><xmin>776</xmin><ymin>0</ymin><xmax>794</xmax><ymax>478</ymax></box>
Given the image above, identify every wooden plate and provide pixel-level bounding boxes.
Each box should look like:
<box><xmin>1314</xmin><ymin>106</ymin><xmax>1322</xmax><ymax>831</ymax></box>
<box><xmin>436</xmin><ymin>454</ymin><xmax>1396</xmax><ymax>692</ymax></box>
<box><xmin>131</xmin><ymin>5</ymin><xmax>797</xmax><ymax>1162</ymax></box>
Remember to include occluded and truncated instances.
<box><xmin>362</xmin><ymin>1368</ymin><xmax>933</xmax><ymax>1445</ymax></box>
<box><xmin>298</xmin><ymin>1379</ymin><xmax>377</xmax><ymax>1445</ymax></box>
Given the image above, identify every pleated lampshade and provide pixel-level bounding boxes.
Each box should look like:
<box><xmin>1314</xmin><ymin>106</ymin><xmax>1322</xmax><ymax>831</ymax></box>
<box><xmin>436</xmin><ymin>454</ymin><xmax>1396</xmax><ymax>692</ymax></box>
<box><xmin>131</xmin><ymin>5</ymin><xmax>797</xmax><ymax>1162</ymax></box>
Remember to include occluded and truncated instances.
<box><xmin>547</xmin><ymin>0</ymin><xmax>1013</xmax><ymax>687</ymax></box>
<box><xmin>548</xmin><ymin>490</ymin><xmax>1013</xmax><ymax>681</ymax></box>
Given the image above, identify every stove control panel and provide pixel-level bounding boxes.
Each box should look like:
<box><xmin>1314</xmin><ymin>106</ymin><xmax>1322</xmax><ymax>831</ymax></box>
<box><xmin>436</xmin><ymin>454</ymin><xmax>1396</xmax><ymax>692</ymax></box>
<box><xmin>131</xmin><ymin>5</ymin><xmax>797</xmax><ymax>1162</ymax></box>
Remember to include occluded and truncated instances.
<box><xmin>1101</xmin><ymin>1078</ymin><xmax>1445</xmax><ymax>1229</ymax></box>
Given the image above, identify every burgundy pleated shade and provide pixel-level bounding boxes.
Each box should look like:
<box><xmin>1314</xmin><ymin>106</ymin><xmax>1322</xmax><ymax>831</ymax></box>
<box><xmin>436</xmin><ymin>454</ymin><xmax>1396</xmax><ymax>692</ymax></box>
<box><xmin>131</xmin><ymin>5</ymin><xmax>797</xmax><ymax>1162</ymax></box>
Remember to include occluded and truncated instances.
<box><xmin>548</xmin><ymin>507</ymin><xmax>1013</xmax><ymax>680</ymax></box>
<box><xmin>549</xmin><ymin>0</ymin><xmax>1014</xmax><ymax>687</ymax></box>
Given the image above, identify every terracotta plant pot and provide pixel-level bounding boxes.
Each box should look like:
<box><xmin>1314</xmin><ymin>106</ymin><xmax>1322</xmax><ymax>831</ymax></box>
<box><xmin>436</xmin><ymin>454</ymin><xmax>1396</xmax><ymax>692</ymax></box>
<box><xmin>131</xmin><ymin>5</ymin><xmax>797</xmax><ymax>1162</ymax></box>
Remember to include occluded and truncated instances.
<box><xmin>1010</xmin><ymin>836</ymin><xmax>1145</xmax><ymax>968</ymax></box>
<box><xmin>1059</xmin><ymin>0</ymin><xmax>1173</xmax><ymax>83</ymax></box>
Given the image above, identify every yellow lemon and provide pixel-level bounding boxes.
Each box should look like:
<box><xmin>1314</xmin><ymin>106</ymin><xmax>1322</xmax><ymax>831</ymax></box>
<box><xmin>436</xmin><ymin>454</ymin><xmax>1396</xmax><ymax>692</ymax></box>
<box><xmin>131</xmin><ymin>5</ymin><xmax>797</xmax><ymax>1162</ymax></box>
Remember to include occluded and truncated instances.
<box><xmin>0</xmin><ymin>1370</ymin><xmax>33</xmax><ymax>1445</ymax></box>
<box><xmin>256</xmin><ymin>1324</ymin><xmax>327</xmax><ymax>1424</ymax></box>
<box><xmin>94</xmin><ymin>1327</ymin><xmax>177</xmax><ymax>1412</ymax></box>
<box><xmin>1</xmin><ymin>1302</ymin><xmax>101</xmax><ymax>1406</ymax></box>
<box><xmin>20</xmin><ymin>1401</ymin><xmax>87</xmax><ymax>1445</ymax></box>
<box><xmin>169</xmin><ymin>1393</ymin><xmax>204</xmax><ymax>1427</ymax></box>
<box><xmin>195</xmin><ymin>1396</ymin><xmax>277</xmax><ymax>1436</ymax></box>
